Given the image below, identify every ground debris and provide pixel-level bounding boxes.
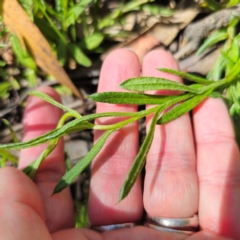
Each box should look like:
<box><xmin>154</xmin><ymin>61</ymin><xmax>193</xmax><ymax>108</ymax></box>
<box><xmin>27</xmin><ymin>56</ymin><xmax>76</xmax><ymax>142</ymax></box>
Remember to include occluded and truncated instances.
<box><xmin>174</xmin><ymin>5</ymin><xmax>240</xmax><ymax>60</ymax></box>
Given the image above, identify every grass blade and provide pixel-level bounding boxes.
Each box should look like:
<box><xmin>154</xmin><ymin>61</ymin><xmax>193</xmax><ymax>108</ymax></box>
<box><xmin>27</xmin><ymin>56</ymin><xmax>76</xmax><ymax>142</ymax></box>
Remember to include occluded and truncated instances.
<box><xmin>120</xmin><ymin>77</ymin><xmax>203</xmax><ymax>94</ymax></box>
<box><xmin>158</xmin><ymin>68</ymin><xmax>212</xmax><ymax>85</ymax></box>
<box><xmin>157</xmin><ymin>89</ymin><xmax>212</xmax><ymax>124</ymax></box>
<box><xmin>118</xmin><ymin>106</ymin><xmax>162</xmax><ymax>202</ymax></box>
<box><xmin>53</xmin><ymin>130</ymin><xmax>113</xmax><ymax>194</ymax></box>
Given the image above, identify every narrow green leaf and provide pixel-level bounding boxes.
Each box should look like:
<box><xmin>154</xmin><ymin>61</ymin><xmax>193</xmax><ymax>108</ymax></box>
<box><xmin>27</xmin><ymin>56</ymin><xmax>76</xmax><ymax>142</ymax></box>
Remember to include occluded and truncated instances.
<box><xmin>30</xmin><ymin>91</ymin><xmax>81</xmax><ymax>116</ymax></box>
<box><xmin>0</xmin><ymin>82</ymin><xmax>11</xmax><ymax>98</ymax></box>
<box><xmin>0</xmin><ymin>149</ymin><xmax>18</xmax><ymax>164</ymax></box>
<box><xmin>0</xmin><ymin>106</ymin><xmax>163</xmax><ymax>150</ymax></box>
<box><xmin>34</xmin><ymin>17</ymin><xmax>60</xmax><ymax>42</ymax></box>
<box><xmin>209</xmin><ymin>91</ymin><xmax>223</xmax><ymax>98</ymax></box>
<box><xmin>0</xmin><ymin>121</ymin><xmax>93</xmax><ymax>150</ymax></box>
<box><xmin>89</xmin><ymin>92</ymin><xmax>194</xmax><ymax>105</ymax></box>
<box><xmin>204</xmin><ymin>0</ymin><xmax>222</xmax><ymax>10</ymax></box>
<box><xmin>226</xmin><ymin>0</ymin><xmax>240</xmax><ymax>7</ymax></box>
<box><xmin>120</xmin><ymin>77</ymin><xmax>203</xmax><ymax>94</ymax></box>
<box><xmin>23</xmin><ymin>138</ymin><xmax>58</xmax><ymax>179</ymax></box>
<box><xmin>157</xmin><ymin>90</ymin><xmax>213</xmax><ymax>124</ymax></box>
<box><xmin>10</xmin><ymin>34</ymin><xmax>37</xmax><ymax>70</ymax></box>
<box><xmin>207</xmin><ymin>54</ymin><xmax>226</xmax><ymax>81</ymax></box>
<box><xmin>2</xmin><ymin>119</ymin><xmax>19</xmax><ymax>143</ymax></box>
<box><xmin>67</xmin><ymin>43</ymin><xmax>91</xmax><ymax>67</ymax></box>
<box><xmin>24</xmin><ymin>69</ymin><xmax>37</xmax><ymax>87</ymax></box>
<box><xmin>119</xmin><ymin>106</ymin><xmax>162</xmax><ymax>202</ymax></box>
<box><xmin>226</xmin><ymin>58</ymin><xmax>240</xmax><ymax>82</ymax></box>
<box><xmin>197</xmin><ymin>29</ymin><xmax>228</xmax><ymax>55</ymax></box>
<box><xmin>82</xmin><ymin>32</ymin><xmax>104</xmax><ymax>50</ymax></box>
<box><xmin>0</xmin><ymin>109</ymin><xmax>147</xmax><ymax>150</ymax></box>
<box><xmin>227</xmin><ymin>38</ymin><xmax>240</xmax><ymax>63</ymax></box>
<box><xmin>53</xmin><ymin>130</ymin><xmax>113</xmax><ymax>194</ymax></box>
<box><xmin>57</xmin><ymin>40</ymin><xmax>67</xmax><ymax>66</ymax></box>
<box><xmin>158</xmin><ymin>68</ymin><xmax>212</xmax><ymax>85</ymax></box>
<box><xmin>55</xmin><ymin>0</ymin><xmax>68</xmax><ymax>13</ymax></box>
<box><xmin>65</xmin><ymin>0</ymin><xmax>93</xmax><ymax>27</ymax></box>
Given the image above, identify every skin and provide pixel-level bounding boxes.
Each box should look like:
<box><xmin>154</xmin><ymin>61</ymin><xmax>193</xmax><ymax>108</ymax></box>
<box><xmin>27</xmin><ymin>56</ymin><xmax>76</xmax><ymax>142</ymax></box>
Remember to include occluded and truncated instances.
<box><xmin>0</xmin><ymin>49</ymin><xmax>239</xmax><ymax>240</ymax></box>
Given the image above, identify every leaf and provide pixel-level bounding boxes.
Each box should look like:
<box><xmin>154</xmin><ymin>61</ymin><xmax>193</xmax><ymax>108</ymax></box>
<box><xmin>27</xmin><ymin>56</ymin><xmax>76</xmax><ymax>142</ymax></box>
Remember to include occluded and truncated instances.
<box><xmin>227</xmin><ymin>38</ymin><xmax>239</xmax><ymax>63</ymax></box>
<box><xmin>23</xmin><ymin>138</ymin><xmax>59</xmax><ymax>179</ymax></box>
<box><xmin>57</xmin><ymin>40</ymin><xmax>67</xmax><ymax>66</ymax></box>
<box><xmin>53</xmin><ymin>130</ymin><xmax>113</xmax><ymax>194</ymax></box>
<box><xmin>55</xmin><ymin>0</ymin><xmax>68</xmax><ymax>13</ymax></box>
<box><xmin>0</xmin><ymin>0</ymin><xmax>82</xmax><ymax>99</ymax></box>
<box><xmin>207</xmin><ymin>54</ymin><xmax>226</xmax><ymax>81</ymax></box>
<box><xmin>82</xmin><ymin>32</ymin><xmax>104</xmax><ymax>50</ymax></box>
<box><xmin>34</xmin><ymin>17</ymin><xmax>60</xmax><ymax>42</ymax></box>
<box><xmin>2</xmin><ymin>119</ymin><xmax>19</xmax><ymax>143</ymax></box>
<box><xmin>226</xmin><ymin>0</ymin><xmax>240</xmax><ymax>7</ymax></box>
<box><xmin>158</xmin><ymin>68</ymin><xmax>212</xmax><ymax>85</ymax></box>
<box><xmin>119</xmin><ymin>106</ymin><xmax>162</xmax><ymax>202</ymax></box>
<box><xmin>89</xmin><ymin>92</ymin><xmax>194</xmax><ymax>105</ymax></box>
<box><xmin>65</xmin><ymin>0</ymin><xmax>93</xmax><ymax>27</ymax></box>
<box><xmin>120</xmin><ymin>77</ymin><xmax>204</xmax><ymax>94</ymax></box>
<box><xmin>10</xmin><ymin>34</ymin><xmax>37</xmax><ymax>70</ymax></box>
<box><xmin>220</xmin><ymin>50</ymin><xmax>235</xmax><ymax>75</ymax></box>
<box><xmin>29</xmin><ymin>91</ymin><xmax>81</xmax><ymax>116</ymax></box>
<box><xmin>0</xmin><ymin>82</ymin><xmax>11</xmax><ymax>98</ymax></box>
<box><xmin>0</xmin><ymin>149</ymin><xmax>18</xmax><ymax>164</ymax></box>
<box><xmin>67</xmin><ymin>43</ymin><xmax>91</xmax><ymax>67</ymax></box>
<box><xmin>226</xmin><ymin>58</ymin><xmax>240</xmax><ymax>82</ymax></box>
<box><xmin>204</xmin><ymin>0</ymin><xmax>222</xmax><ymax>10</ymax></box>
<box><xmin>209</xmin><ymin>91</ymin><xmax>223</xmax><ymax>98</ymax></box>
<box><xmin>157</xmin><ymin>90</ymin><xmax>213</xmax><ymax>124</ymax></box>
<box><xmin>0</xmin><ymin>108</ymin><xmax>161</xmax><ymax>150</ymax></box>
<box><xmin>0</xmin><ymin>121</ymin><xmax>93</xmax><ymax>150</ymax></box>
<box><xmin>197</xmin><ymin>29</ymin><xmax>228</xmax><ymax>55</ymax></box>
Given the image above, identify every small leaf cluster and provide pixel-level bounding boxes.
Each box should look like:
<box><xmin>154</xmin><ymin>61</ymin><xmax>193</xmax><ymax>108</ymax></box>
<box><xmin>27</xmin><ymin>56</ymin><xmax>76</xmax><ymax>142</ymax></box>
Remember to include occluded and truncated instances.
<box><xmin>1</xmin><ymin>67</ymin><xmax>238</xmax><ymax>202</ymax></box>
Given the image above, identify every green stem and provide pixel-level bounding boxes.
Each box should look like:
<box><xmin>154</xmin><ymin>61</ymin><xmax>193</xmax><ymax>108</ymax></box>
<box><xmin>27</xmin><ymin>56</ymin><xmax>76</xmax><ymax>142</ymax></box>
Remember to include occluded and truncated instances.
<box><xmin>93</xmin><ymin>106</ymin><xmax>160</xmax><ymax>130</ymax></box>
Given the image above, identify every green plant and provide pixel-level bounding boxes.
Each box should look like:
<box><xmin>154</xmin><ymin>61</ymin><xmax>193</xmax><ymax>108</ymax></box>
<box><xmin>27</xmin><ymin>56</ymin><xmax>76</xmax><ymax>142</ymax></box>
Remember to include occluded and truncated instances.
<box><xmin>1</xmin><ymin>62</ymin><xmax>239</xmax><ymax>202</ymax></box>
<box><xmin>197</xmin><ymin>14</ymin><xmax>240</xmax><ymax>144</ymax></box>
<box><xmin>1</xmin><ymin>0</ymin><xmax>167</xmax><ymax>100</ymax></box>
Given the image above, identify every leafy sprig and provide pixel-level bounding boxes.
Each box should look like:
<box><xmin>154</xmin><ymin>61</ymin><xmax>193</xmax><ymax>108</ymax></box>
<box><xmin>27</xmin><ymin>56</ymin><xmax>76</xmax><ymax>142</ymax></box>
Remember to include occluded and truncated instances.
<box><xmin>0</xmin><ymin>66</ymin><xmax>238</xmax><ymax>202</ymax></box>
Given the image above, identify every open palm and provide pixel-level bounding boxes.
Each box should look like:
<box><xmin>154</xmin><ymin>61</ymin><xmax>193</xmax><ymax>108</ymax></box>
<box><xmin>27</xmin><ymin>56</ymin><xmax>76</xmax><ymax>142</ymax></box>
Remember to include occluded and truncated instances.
<box><xmin>0</xmin><ymin>49</ymin><xmax>239</xmax><ymax>240</ymax></box>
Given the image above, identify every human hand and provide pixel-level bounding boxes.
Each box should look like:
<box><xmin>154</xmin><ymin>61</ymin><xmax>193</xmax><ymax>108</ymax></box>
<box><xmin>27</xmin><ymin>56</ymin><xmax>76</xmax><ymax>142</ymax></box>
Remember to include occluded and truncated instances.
<box><xmin>0</xmin><ymin>49</ymin><xmax>239</xmax><ymax>240</ymax></box>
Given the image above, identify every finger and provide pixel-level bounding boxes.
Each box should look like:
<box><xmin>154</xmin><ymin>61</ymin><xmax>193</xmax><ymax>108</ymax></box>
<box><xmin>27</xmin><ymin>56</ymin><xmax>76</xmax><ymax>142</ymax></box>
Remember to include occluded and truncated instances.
<box><xmin>52</xmin><ymin>226</ymin><xmax>187</xmax><ymax>240</ymax></box>
<box><xmin>0</xmin><ymin>167</ymin><xmax>52</xmax><ymax>240</ymax></box>
<box><xmin>193</xmin><ymin>97</ymin><xmax>240</xmax><ymax>239</ymax></box>
<box><xmin>143</xmin><ymin>49</ymin><xmax>198</xmax><ymax>217</ymax></box>
<box><xmin>19</xmin><ymin>86</ymin><xmax>74</xmax><ymax>233</ymax></box>
<box><xmin>88</xmin><ymin>49</ymin><xmax>143</xmax><ymax>226</ymax></box>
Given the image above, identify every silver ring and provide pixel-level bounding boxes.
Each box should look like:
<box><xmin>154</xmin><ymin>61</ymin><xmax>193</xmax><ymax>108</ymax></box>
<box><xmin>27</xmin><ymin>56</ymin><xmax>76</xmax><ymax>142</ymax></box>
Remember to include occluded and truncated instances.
<box><xmin>144</xmin><ymin>222</ymin><xmax>195</xmax><ymax>235</ymax></box>
<box><xmin>91</xmin><ymin>222</ymin><xmax>138</xmax><ymax>232</ymax></box>
<box><xmin>146</xmin><ymin>213</ymin><xmax>199</xmax><ymax>230</ymax></box>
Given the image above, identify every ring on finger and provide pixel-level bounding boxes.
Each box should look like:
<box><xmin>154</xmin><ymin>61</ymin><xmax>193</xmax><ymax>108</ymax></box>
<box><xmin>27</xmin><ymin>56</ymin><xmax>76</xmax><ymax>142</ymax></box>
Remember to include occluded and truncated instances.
<box><xmin>91</xmin><ymin>222</ymin><xmax>138</xmax><ymax>232</ymax></box>
<box><xmin>145</xmin><ymin>214</ymin><xmax>199</xmax><ymax>235</ymax></box>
